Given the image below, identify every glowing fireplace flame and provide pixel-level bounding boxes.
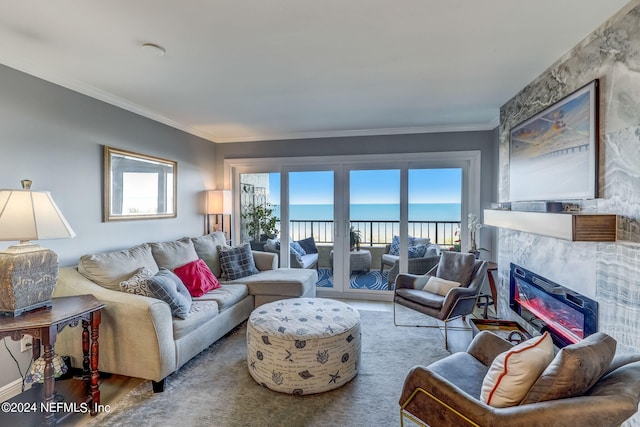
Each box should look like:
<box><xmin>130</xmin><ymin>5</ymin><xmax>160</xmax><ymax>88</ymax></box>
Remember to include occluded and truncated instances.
<box><xmin>515</xmin><ymin>290</ymin><xmax>583</xmax><ymax>344</ymax></box>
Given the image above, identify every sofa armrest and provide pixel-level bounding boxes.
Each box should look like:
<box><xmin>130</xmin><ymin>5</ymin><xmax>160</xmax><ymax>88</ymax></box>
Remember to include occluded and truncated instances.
<box><xmin>53</xmin><ymin>267</ymin><xmax>176</xmax><ymax>382</ymax></box>
<box><xmin>400</xmin><ymin>365</ymin><xmax>492</xmax><ymax>426</ymax></box>
<box><xmin>401</xmin><ymin>362</ymin><xmax>640</xmax><ymax>427</ymax></box>
<box><xmin>466</xmin><ymin>331</ymin><xmax>514</xmax><ymax>366</ymax></box>
<box><xmin>252</xmin><ymin>250</ymin><xmax>278</xmax><ymax>271</ymax></box>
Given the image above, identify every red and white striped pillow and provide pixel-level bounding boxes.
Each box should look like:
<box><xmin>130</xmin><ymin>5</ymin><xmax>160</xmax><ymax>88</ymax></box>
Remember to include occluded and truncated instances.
<box><xmin>481</xmin><ymin>332</ymin><xmax>554</xmax><ymax>407</ymax></box>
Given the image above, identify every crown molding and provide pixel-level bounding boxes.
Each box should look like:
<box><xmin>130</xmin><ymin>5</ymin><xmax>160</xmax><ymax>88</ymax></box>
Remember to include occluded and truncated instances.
<box><xmin>214</xmin><ymin>120</ymin><xmax>500</xmax><ymax>143</ymax></box>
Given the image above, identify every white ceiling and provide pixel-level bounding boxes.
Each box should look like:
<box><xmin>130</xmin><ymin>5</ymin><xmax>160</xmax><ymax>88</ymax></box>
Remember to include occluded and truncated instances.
<box><xmin>0</xmin><ymin>1</ymin><xmax>633</xmax><ymax>143</ymax></box>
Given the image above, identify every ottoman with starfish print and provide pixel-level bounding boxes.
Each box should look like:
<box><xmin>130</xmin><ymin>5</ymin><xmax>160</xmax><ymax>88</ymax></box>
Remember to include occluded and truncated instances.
<box><xmin>247</xmin><ymin>297</ymin><xmax>361</xmax><ymax>395</ymax></box>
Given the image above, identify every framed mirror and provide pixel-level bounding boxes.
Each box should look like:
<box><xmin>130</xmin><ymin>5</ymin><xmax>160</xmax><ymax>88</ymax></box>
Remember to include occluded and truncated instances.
<box><xmin>104</xmin><ymin>146</ymin><xmax>177</xmax><ymax>221</ymax></box>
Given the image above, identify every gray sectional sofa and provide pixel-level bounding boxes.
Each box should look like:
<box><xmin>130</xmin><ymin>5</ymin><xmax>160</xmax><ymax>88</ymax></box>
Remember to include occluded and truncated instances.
<box><xmin>53</xmin><ymin>232</ymin><xmax>317</xmax><ymax>391</ymax></box>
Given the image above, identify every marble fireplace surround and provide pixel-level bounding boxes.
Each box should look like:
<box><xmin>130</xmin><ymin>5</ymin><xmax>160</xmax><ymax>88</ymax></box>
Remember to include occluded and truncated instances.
<box><xmin>495</xmin><ymin>0</ymin><xmax>640</xmax><ymax>371</ymax></box>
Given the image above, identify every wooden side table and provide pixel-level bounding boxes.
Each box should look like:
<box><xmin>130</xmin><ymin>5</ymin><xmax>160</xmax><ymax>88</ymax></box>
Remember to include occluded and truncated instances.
<box><xmin>477</xmin><ymin>262</ymin><xmax>498</xmax><ymax>318</ymax></box>
<box><xmin>0</xmin><ymin>295</ymin><xmax>105</xmax><ymax>426</ymax></box>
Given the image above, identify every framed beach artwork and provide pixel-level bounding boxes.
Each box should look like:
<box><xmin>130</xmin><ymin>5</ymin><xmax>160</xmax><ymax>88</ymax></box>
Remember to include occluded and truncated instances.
<box><xmin>509</xmin><ymin>79</ymin><xmax>599</xmax><ymax>201</ymax></box>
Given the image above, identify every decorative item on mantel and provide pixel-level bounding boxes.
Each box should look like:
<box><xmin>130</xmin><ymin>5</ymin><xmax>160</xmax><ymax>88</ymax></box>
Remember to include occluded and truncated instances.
<box><xmin>0</xmin><ymin>180</ymin><xmax>76</xmax><ymax>316</ymax></box>
<box><xmin>468</xmin><ymin>213</ymin><xmax>487</xmax><ymax>258</ymax></box>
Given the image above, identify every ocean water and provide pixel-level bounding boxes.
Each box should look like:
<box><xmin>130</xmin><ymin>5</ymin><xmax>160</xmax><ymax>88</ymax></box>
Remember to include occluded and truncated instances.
<box><xmin>272</xmin><ymin>203</ymin><xmax>461</xmax><ymax>222</ymax></box>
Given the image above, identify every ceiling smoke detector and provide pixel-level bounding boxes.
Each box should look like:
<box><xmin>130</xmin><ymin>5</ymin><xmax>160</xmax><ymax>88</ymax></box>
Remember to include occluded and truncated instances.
<box><xmin>141</xmin><ymin>43</ymin><xmax>166</xmax><ymax>57</ymax></box>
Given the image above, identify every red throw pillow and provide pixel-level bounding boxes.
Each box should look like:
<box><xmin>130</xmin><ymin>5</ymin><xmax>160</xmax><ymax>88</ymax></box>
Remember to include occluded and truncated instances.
<box><xmin>174</xmin><ymin>259</ymin><xmax>220</xmax><ymax>297</ymax></box>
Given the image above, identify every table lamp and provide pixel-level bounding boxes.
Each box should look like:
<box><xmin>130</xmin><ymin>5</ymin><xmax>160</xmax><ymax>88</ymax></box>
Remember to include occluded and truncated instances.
<box><xmin>0</xmin><ymin>180</ymin><xmax>76</xmax><ymax>316</ymax></box>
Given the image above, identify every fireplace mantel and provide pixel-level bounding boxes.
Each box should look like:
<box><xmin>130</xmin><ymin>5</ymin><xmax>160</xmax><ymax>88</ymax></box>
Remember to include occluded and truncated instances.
<box><xmin>484</xmin><ymin>209</ymin><xmax>617</xmax><ymax>242</ymax></box>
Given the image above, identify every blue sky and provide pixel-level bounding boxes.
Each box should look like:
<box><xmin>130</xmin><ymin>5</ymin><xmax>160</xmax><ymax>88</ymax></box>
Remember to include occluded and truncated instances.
<box><xmin>269</xmin><ymin>169</ymin><xmax>461</xmax><ymax>205</ymax></box>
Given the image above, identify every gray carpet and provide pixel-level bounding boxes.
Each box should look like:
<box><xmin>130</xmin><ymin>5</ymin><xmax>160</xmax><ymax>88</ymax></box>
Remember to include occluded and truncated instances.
<box><xmin>88</xmin><ymin>306</ymin><xmax>450</xmax><ymax>427</ymax></box>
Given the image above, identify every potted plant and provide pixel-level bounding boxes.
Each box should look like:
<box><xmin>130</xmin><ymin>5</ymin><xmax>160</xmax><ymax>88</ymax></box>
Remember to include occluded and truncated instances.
<box><xmin>242</xmin><ymin>203</ymin><xmax>279</xmax><ymax>242</ymax></box>
<box><xmin>468</xmin><ymin>213</ymin><xmax>489</xmax><ymax>258</ymax></box>
<box><xmin>349</xmin><ymin>226</ymin><xmax>362</xmax><ymax>251</ymax></box>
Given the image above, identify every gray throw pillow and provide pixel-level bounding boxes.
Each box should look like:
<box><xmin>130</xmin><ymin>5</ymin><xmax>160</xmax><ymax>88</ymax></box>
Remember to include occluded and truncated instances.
<box><xmin>436</xmin><ymin>251</ymin><xmax>475</xmax><ymax>286</ymax></box>
<box><xmin>146</xmin><ymin>268</ymin><xmax>193</xmax><ymax>319</ymax></box>
<box><xmin>218</xmin><ymin>243</ymin><xmax>259</xmax><ymax>280</ymax></box>
<box><xmin>192</xmin><ymin>232</ymin><xmax>228</xmax><ymax>277</ymax></box>
<box><xmin>521</xmin><ymin>332</ymin><xmax>616</xmax><ymax>404</ymax></box>
<box><xmin>149</xmin><ymin>238</ymin><xmax>199</xmax><ymax>271</ymax></box>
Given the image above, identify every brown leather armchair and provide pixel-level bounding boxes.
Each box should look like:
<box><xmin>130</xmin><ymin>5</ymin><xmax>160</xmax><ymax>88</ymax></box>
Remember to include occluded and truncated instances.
<box><xmin>399</xmin><ymin>331</ymin><xmax>640</xmax><ymax>427</ymax></box>
<box><xmin>393</xmin><ymin>251</ymin><xmax>487</xmax><ymax>350</ymax></box>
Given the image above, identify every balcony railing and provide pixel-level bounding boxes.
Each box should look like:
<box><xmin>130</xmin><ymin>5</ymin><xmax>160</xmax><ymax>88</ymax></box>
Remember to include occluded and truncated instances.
<box><xmin>284</xmin><ymin>219</ymin><xmax>461</xmax><ymax>246</ymax></box>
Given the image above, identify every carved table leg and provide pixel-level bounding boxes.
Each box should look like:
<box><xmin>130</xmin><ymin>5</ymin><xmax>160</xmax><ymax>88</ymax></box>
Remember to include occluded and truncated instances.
<box><xmin>82</xmin><ymin>319</ymin><xmax>90</xmax><ymax>396</ymax></box>
<box><xmin>89</xmin><ymin>310</ymin><xmax>101</xmax><ymax>415</ymax></box>
<box><xmin>42</xmin><ymin>327</ymin><xmax>56</xmax><ymax>427</ymax></box>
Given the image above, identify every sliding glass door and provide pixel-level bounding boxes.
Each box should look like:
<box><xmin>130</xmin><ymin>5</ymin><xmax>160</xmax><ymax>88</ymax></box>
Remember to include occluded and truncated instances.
<box><xmin>228</xmin><ymin>151</ymin><xmax>480</xmax><ymax>301</ymax></box>
<box><xmin>288</xmin><ymin>170</ymin><xmax>335</xmax><ymax>287</ymax></box>
<box><xmin>348</xmin><ymin>169</ymin><xmax>400</xmax><ymax>292</ymax></box>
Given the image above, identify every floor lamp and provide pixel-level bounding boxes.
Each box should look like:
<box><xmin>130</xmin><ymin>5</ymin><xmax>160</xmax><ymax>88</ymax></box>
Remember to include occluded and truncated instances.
<box><xmin>0</xmin><ymin>180</ymin><xmax>76</xmax><ymax>316</ymax></box>
<box><xmin>206</xmin><ymin>190</ymin><xmax>232</xmax><ymax>238</ymax></box>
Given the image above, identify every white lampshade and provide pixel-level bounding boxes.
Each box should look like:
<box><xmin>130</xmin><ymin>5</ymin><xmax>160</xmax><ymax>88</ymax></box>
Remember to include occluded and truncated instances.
<box><xmin>206</xmin><ymin>190</ymin><xmax>232</xmax><ymax>215</ymax></box>
<box><xmin>0</xmin><ymin>181</ymin><xmax>75</xmax><ymax>316</ymax></box>
<box><xmin>0</xmin><ymin>188</ymin><xmax>75</xmax><ymax>244</ymax></box>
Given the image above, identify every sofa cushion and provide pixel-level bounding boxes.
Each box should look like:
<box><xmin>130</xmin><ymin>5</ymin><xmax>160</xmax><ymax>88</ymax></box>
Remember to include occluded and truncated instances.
<box><xmin>395</xmin><ymin>288</ymin><xmax>444</xmax><ymax>310</ymax></box>
<box><xmin>150</xmin><ymin>238</ymin><xmax>199</xmax><ymax>270</ymax></box>
<box><xmin>297</xmin><ymin>253</ymin><xmax>319</xmax><ymax>269</ymax></box>
<box><xmin>146</xmin><ymin>268</ymin><xmax>193</xmax><ymax>319</ymax></box>
<box><xmin>191</xmin><ymin>232</ymin><xmax>228</xmax><ymax>278</ymax></box>
<box><xmin>173</xmin><ymin>301</ymin><xmax>220</xmax><ymax>340</ymax></box>
<box><xmin>174</xmin><ymin>259</ymin><xmax>221</xmax><ymax>297</ymax></box>
<box><xmin>119</xmin><ymin>266</ymin><xmax>155</xmax><ymax>296</ymax></box>
<box><xmin>426</xmin><ymin>352</ymin><xmax>489</xmax><ymax>399</ymax></box>
<box><xmin>226</xmin><ymin>268</ymin><xmax>317</xmax><ymax>297</ymax></box>
<box><xmin>522</xmin><ymin>332</ymin><xmax>617</xmax><ymax>404</ymax></box>
<box><xmin>194</xmin><ymin>284</ymin><xmax>249</xmax><ymax>311</ymax></box>
<box><xmin>436</xmin><ymin>251</ymin><xmax>475</xmax><ymax>286</ymax></box>
<box><xmin>218</xmin><ymin>243</ymin><xmax>259</xmax><ymax>280</ymax></box>
<box><xmin>78</xmin><ymin>243</ymin><xmax>159</xmax><ymax>291</ymax></box>
<box><xmin>481</xmin><ymin>332</ymin><xmax>554</xmax><ymax>407</ymax></box>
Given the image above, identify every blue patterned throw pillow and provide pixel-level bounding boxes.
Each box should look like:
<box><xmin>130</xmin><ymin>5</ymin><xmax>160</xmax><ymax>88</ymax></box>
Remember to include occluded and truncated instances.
<box><xmin>218</xmin><ymin>243</ymin><xmax>260</xmax><ymax>280</ymax></box>
<box><xmin>389</xmin><ymin>235</ymin><xmax>418</xmax><ymax>255</ymax></box>
<box><xmin>407</xmin><ymin>244</ymin><xmax>428</xmax><ymax>258</ymax></box>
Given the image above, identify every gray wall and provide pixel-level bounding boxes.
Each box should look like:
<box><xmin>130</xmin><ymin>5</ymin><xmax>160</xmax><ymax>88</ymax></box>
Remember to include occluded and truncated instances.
<box><xmin>0</xmin><ymin>64</ymin><xmax>217</xmax><ymax>391</ymax></box>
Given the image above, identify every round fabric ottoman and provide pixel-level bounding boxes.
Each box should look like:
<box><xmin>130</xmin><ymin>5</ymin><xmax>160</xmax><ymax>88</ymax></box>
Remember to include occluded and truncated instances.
<box><xmin>247</xmin><ymin>298</ymin><xmax>361</xmax><ymax>395</ymax></box>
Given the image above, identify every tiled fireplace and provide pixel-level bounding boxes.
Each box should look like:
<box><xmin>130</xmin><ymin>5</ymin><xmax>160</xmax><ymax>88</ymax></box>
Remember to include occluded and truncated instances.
<box><xmin>495</xmin><ymin>4</ymin><xmax>640</xmax><ymax>424</ymax></box>
<box><xmin>495</xmin><ymin>1</ymin><xmax>640</xmax><ymax>356</ymax></box>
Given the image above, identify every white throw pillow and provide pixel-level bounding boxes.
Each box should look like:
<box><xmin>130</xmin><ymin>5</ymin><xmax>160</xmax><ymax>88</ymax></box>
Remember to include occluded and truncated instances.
<box><xmin>481</xmin><ymin>332</ymin><xmax>554</xmax><ymax>408</ymax></box>
<box><xmin>422</xmin><ymin>276</ymin><xmax>461</xmax><ymax>296</ymax></box>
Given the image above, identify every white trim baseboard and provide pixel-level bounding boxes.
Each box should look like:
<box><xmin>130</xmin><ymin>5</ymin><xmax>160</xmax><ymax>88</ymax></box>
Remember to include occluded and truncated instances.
<box><xmin>0</xmin><ymin>377</ymin><xmax>25</xmax><ymax>402</ymax></box>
